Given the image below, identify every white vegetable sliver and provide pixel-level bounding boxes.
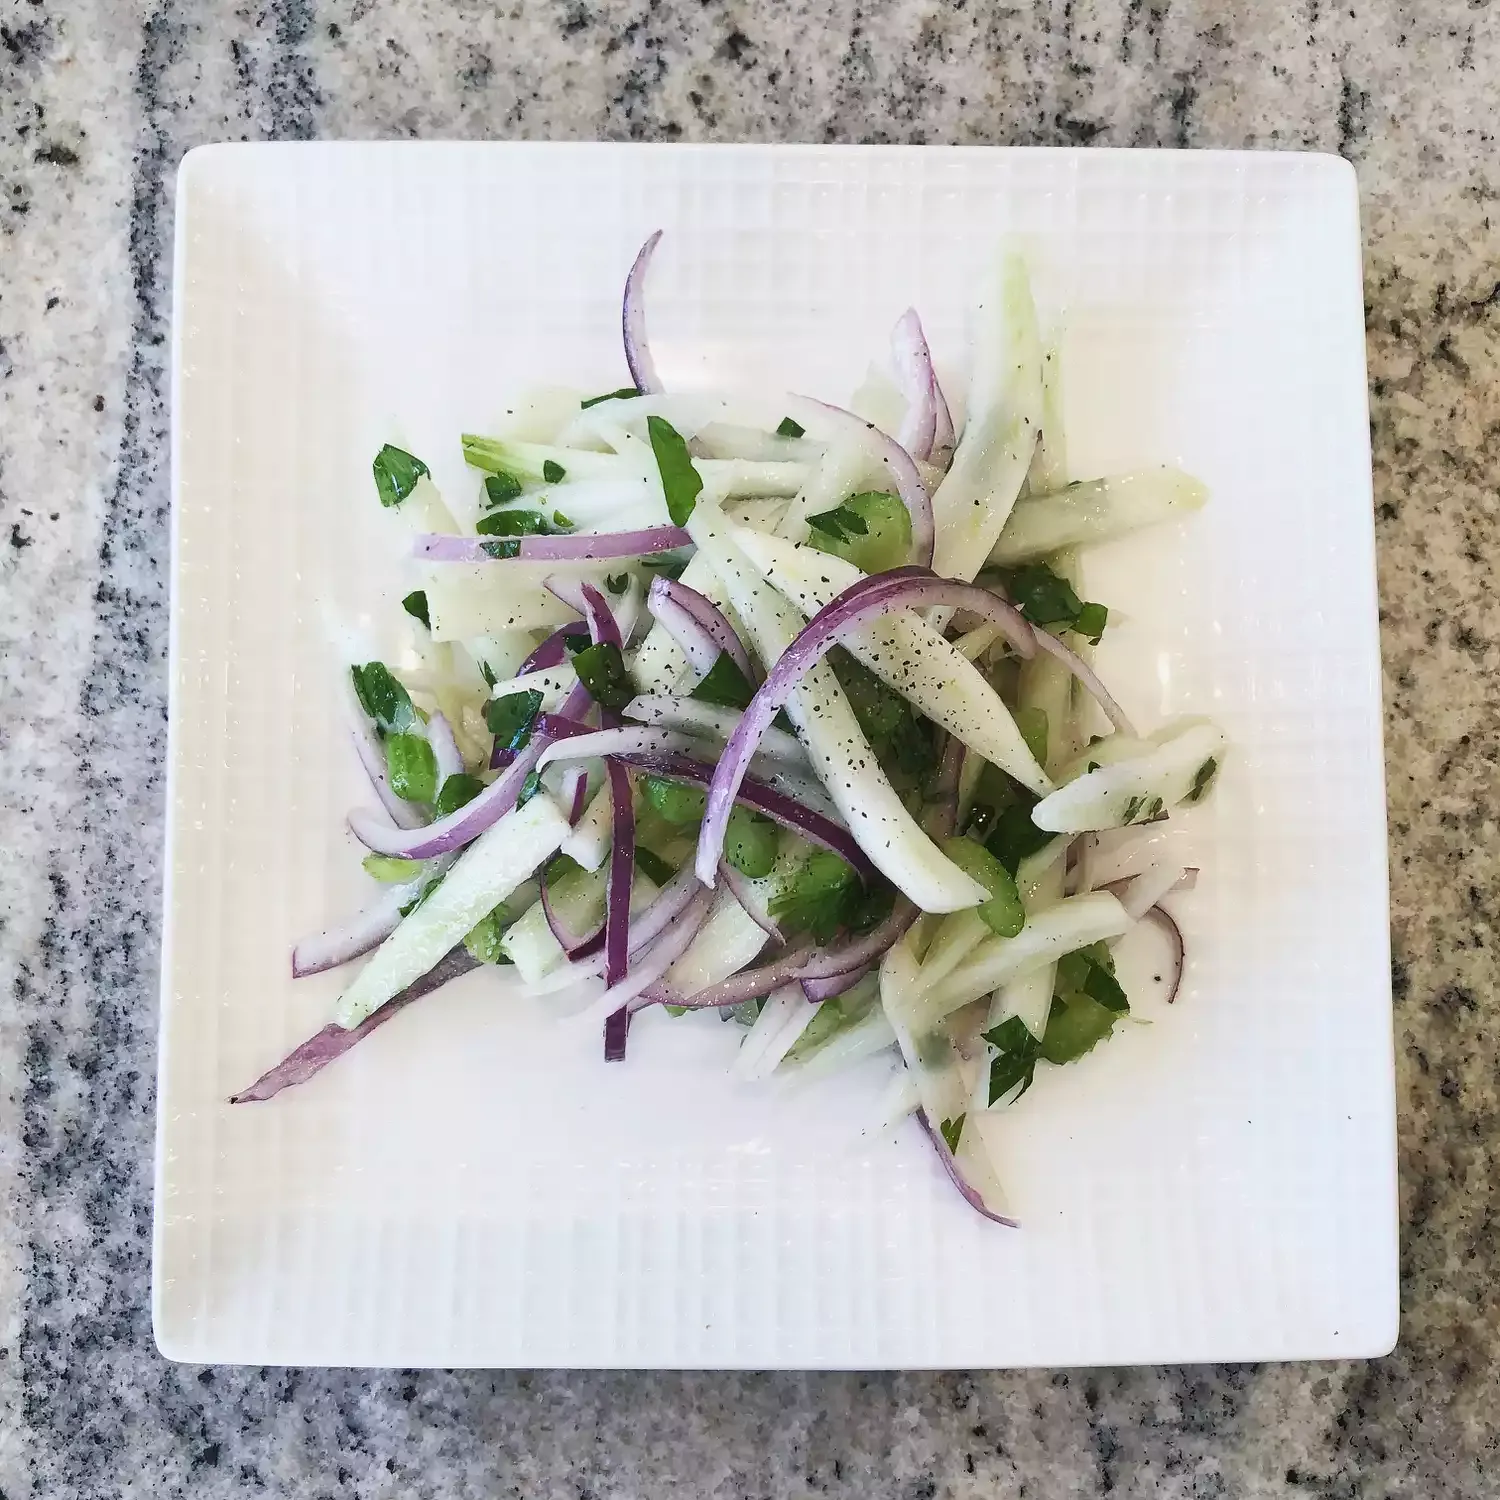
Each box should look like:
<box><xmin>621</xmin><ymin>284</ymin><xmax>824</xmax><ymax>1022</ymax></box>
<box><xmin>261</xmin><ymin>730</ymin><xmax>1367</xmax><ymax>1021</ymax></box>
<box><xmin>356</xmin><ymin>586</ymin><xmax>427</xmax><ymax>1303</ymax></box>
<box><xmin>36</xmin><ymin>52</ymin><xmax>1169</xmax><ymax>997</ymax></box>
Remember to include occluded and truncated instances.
<box><xmin>624</xmin><ymin>695</ymin><xmax>809</xmax><ymax>766</ymax></box>
<box><xmin>730</xmin><ymin>525</ymin><xmax>1051</xmax><ymax>796</ymax></box>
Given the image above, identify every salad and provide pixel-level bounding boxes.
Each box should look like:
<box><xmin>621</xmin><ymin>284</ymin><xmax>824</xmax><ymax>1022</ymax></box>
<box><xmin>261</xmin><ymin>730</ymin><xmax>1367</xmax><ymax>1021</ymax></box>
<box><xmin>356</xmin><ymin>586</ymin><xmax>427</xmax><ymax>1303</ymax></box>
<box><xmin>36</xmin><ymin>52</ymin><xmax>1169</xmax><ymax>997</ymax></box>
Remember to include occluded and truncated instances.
<box><xmin>232</xmin><ymin>234</ymin><xmax>1221</xmax><ymax>1227</ymax></box>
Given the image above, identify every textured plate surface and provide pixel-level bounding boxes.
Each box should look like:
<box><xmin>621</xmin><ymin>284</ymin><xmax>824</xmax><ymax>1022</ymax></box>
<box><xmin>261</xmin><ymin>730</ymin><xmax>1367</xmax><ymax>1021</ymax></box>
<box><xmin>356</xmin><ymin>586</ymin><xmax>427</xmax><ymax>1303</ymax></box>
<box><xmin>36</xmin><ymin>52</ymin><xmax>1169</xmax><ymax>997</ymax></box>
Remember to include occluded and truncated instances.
<box><xmin>155</xmin><ymin>142</ymin><xmax>1394</xmax><ymax>1368</ymax></box>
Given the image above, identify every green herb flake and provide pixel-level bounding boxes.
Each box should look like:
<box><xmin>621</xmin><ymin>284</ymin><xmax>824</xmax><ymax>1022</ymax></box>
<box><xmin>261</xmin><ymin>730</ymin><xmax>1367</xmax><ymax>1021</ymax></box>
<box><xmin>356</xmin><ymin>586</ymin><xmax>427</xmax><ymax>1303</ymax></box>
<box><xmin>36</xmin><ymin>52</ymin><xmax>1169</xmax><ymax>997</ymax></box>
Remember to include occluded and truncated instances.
<box><xmin>983</xmin><ymin>1014</ymin><xmax>1042</xmax><ymax>1105</ymax></box>
<box><xmin>767</xmin><ymin>850</ymin><xmax>863</xmax><ymax>943</ymax></box>
<box><xmin>401</xmin><ymin>590</ymin><xmax>431</xmax><ymax>629</ymax></box>
<box><xmin>571</xmin><ymin>640</ymin><xmax>637</xmax><ymax>712</ymax></box>
<box><xmin>434</xmin><ymin>772</ymin><xmax>485</xmax><ymax>817</ymax></box>
<box><xmin>372</xmin><ymin>444</ymin><xmax>429</xmax><ymax>508</ymax></box>
<box><xmin>480</xmin><ymin>539</ymin><xmax>521</xmax><ymax>559</ymax></box>
<box><xmin>350</xmin><ymin>662</ymin><xmax>420</xmax><ymax>735</ymax></box>
<box><xmin>581</xmin><ymin>387</ymin><xmax>640</xmax><ymax>409</ymax></box>
<box><xmin>646</xmin><ymin>415</ymin><xmax>704</xmax><ymax>526</ymax></box>
<box><xmin>941</xmin><ymin>836</ymin><xmax>1025</xmax><ymax>938</ymax></box>
<box><xmin>984</xmin><ymin>795</ymin><xmax>1053</xmax><ymax>875</ymax></box>
<box><xmin>634</xmin><ymin>845</ymin><xmax>676</xmax><ymax>886</ymax></box>
<box><xmin>939</xmin><ymin>1113</ymin><xmax>966</xmax><ymax>1153</ymax></box>
<box><xmin>542</xmin><ymin>459</ymin><xmax>567</xmax><ymax>484</ymax></box>
<box><xmin>483</xmin><ymin>471</ymin><xmax>524</xmax><ymax>508</ymax></box>
<box><xmin>776</xmin><ymin>416</ymin><xmax>806</xmax><ymax>438</ymax></box>
<box><xmin>805</xmin><ymin>503</ymin><xmax>869</xmax><ymax>544</ymax></box>
<box><xmin>724</xmin><ymin>807</ymin><xmax>777</xmax><ymax>879</ymax></box>
<box><xmin>1082</xmin><ymin>959</ymin><xmax>1130</xmax><ymax>1014</ymax></box>
<box><xmin>476</xmin><ymin>508</ymin><xmax>550</xmax><ymax>537</ymax></box>
<box><xmin>1074</xmin><ymin>601</ymin><xmax>1109</xmax><ymax>643</ymax></box>
<box><xmin>996</xmin><ymin>562</ymin><xmax>1083</xmax><ymax>627</ymax></box>
<box><xmin>483</xmin><ymin>689</ymin><xmax>544</xmax><ymax>752</ymax></box>
<box><xmin>551</xmin><ymin>510</ymin><xmax>575</xmax><ymax>530</ymax></box>
<box><xmin>385</xmin><ymin>732</ymin><xmax>439</xmax><ymax>803</ymax></box>
<box><xmin>463</xmin><ymin>893</ymin><xmax>529</xmax><ymax>964</ymax></box>
<box><xmin>516</xmin><ymin>768</ymin><xmax>545</xmax><ymax>807</ymax></box>
<box><xmin>642</xmin><ymin>775</ymin><xmax>706</xmax><ymax>825</ymax></box>
<box><xmin>806</xmin><ymin>491</ymin><xmax>914</xmax><ymax>579</ymax></box>
<box><xmin>479</xmin><ymin>660</ymin><xmax>498</xmax><ymax>689</ymax></box>
<box><xmin>362</xmin><ymin>854</ymin><xmax>426</xmax><ymax>883</ymax></box>
<box><xmin>1186</xmin><ymin>756</ymin><xmax>1219</xmax><ymax>804</ymax></box>
<box><xmin>605</xmin><ymin>573</ymin><xmax>630</xmax><ymax>595</ymax></box>
<box><xmin>688</xmin><ymin>652</ymin><xmax>755</xmax><ymax>711</ymax></box>
<box><xmin>639</xmin><ymin>552</ymin><xmax>689</xmax><ymax>579</ymax></box>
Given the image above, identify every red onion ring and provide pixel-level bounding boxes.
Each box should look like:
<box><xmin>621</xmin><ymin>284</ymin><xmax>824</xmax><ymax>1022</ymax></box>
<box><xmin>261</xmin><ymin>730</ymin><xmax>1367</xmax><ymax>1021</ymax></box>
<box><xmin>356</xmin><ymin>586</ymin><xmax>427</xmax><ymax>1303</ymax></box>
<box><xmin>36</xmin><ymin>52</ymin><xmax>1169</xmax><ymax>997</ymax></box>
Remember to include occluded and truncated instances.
<box><xmin>786</xmin><ymin>396</ymin><xmax>934</xmax><ymax>568</ymax></box>
<box><xmin>604</xmin><ymin>759</ymin><xmax>634</xmax><ymax>986</ymax></box>
<box><xmin>695</xmin><ymin>570</ymin><xmax>1033</xmax><ymax>885</ymax></box>
<box><xmin>622</xmin><ymin>229</ymin><xmax>664</xmax><ymax>394</ymax></box>
<box><xmin>291</xmin><ymin>881</ymin><xmax>412</xmax><ymax>978</ymax></box>
<box><xmin>518</xmin><ymin>621</ymin><xmax>585</xmax><ymax>676</ymax></box>
<box><xmin>793</xmin><ymin>896</ymin><xmax>918</xmax><ymax>984</ymax></box>
<box><xmin>546</xmin><ymin>576</ymin><xmax>623</xmax><ymax>649</ymax></box>
<box><xmin>231</xmin><ymin>947</ymin><xmax>479</xmax><ymax>1103</ymax></box>
<box><xmin>799</xmin><ymin>965</ymin><xmax>873</xmax><ymax>1003</ymax></box>
<box><xmin>891</xmin><ymin>308</ymin><xmax>938</xmax><ymax>461</ymax></box>
<box><xmin>1139</xmin><ymin>904</ymin><xmax>1185</xmax><ymax>1004</ymax></box>
<box><xmin>647</xmin><ymin>575</ymin><xmax>757</xmax><ymax>685</ymax></box>
<box><xmin>621</xmin><ymin>749</ymin><xmax>876</xmax><ymax>879</ymax></box>
<box><xmin>643</xmin><ymin>938</ymin><xmax>816</xmax><ymax>1012</ymax></box>
<box><xmin>539</xmin><ymin>859</ymin><xmax>589</xmax><ymax>956</ymax></box>
<box><xmin>1032</xmin><ymin>628</ymin><xmax>1137</xmax><ymax>738</ymax></box>
<box><xmin>561</xmin><ymin>765</ymin><xmax>589</xmax><ymax>825</ymax></box>
<box><xmin>930</xmin><ymin>371</ymin><xmax>956</xmax><ymax>469</ymax></box>
<box><xmin>603</xmin><ymin>1006</ymin><xmax>631</xmax><ymax>1061</ymax></box>
<box><xmin>415</xmin><ymin>527</ymin><xmax>689</xmax><ymax>564</ymax></box>
<box><xmin>915</xmin><ymin>1108</ymin><xmax>1019</xmax><ymax>1227</ymax></box>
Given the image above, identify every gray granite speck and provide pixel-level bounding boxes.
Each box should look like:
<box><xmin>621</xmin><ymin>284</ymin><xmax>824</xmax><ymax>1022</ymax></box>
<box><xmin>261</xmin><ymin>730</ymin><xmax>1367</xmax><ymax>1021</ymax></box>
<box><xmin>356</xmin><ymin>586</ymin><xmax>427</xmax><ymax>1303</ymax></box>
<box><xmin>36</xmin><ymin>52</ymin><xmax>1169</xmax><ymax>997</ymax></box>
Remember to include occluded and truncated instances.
<box><xmin>1</xmin><ymin>0</ymin><xmax>1497</xmax><ymax>1496</ymax></box>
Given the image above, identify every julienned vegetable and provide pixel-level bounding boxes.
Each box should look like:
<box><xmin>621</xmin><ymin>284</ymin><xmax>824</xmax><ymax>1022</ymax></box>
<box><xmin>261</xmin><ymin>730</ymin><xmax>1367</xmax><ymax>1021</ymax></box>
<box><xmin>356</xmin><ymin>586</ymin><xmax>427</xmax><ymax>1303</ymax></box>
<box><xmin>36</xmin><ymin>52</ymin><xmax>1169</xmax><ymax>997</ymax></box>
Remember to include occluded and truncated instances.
<box><xmin>240</xmin><ymin>236</ymin><xmax>1223</xmax><ymax>1230</ymax></box>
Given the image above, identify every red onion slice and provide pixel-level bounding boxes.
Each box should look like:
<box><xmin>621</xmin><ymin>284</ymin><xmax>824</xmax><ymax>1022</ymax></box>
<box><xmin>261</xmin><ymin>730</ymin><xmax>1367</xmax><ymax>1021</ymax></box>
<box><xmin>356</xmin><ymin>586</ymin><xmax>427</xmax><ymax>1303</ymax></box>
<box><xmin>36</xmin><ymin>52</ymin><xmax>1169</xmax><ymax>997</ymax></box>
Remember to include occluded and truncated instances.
<box><xmin>291</xmin><ymin>881</ymin><xmax>412</xmax><ymax>978</ymax></box>
<box><xmin>930</xmin><ymin>371</ymin><xmax>956</xmax><ymax>469</ymax></box>
<box><xmin>561</xmin><ymin>765</ymin><xmax>589</xmax><ymax>825</ymax></box>
<box><xmin>718</xmin><ymin>859</ymin><xmax>783</xmax><ymax>941</ymax></box>
<box><xmin>351</xmin><ymin>723</ymin><xmax>426</xmax><ymax>830</ymax></box>
<box><xmin>1139</xmin><ymin>903</ymin><xmax>1185</xmax><ymax>1004</ymax></box>
<box><xmin>621</xmin><ymin>749</ymin><xmax>875</xmax><ymax>879</ymax></box>
<box><xmin>1032</xmin><ymin>627</ymin><xmax>1137</xmax><ymax>738</ymax></box>
<box><xmin>231</xmin><ymin>947</ymin><xmax>479</xmax><ymax>1103</ymax></box>
<box><xmin>915</xmin><ymin>1108</ymin><xmax>1019</xmax><ymax>1227</ymax></box>
<box><xmin>694</xmin><ymin>570</ymin><xmax>1033</xmax><ymax>886</ymax></box>
<box><xmin>518</xmin><ymin>622</ymin><xmax>585</xmax><ymax>676</ymax></box>
<box><xmin>794</xmin><ymin>896</ymin><xmax>918</xmax><ymax>983</ymax></box>
<box><xmin>604</xmin><ymin>758</ymin><xmax>634</xmax><ymax>986</ymax></box>
<box><xmin>647</xmin><ymin>575</ymin><xmax>757</xmax><ymax>685</ymax></box>
<box><xmin>546</xmin><ymin>576</ymin><xmax>623</xmax><ymax>649</ymax></box>
<box><xmin>892</xmin><ymin>308</ymin><xmax>938</xmax><ymax>462</ymax></box>
<box><xmin>800</xmin><ymin>965</ymin><xmax>873</xmax><ymax>1003</ymax></box>
<box><xmin>786</xmin><ymin>397</ymin><xmax>934</xmax><ymax>568</ymax></box>
<box><xmin>539</xmin><ymin>859</ymin><xmax>589</xmax><ymax>956</ymax></box>
<box><xmin>644</xmin><ymin>938</ymin><xmax>816</xmax><ymax>1012</ymax></box>
<box><xmin>415</xmin><ymin>527</ymin><xmax>689</xmax><ymax>564</ymax></box>
<box><xmin>603</xmin><ymin>1006</ymin><xmax>631</xmax><ymax>1061</ymax></box>
<box><xmin>622</xmin><ymin>229</ymin><xmax>664</xmax><ymax>394</ymax></box>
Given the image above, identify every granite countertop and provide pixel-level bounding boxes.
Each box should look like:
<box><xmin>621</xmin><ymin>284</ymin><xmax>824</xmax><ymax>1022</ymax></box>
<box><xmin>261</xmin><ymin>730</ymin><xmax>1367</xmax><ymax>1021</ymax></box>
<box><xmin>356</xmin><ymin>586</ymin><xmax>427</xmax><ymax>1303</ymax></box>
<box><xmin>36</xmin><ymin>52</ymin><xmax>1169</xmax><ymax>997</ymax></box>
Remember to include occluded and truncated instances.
<box><xmin>2</xmin><ymin>1</ymin><xmax>1497</xmax><ymax>1495</ymax></box>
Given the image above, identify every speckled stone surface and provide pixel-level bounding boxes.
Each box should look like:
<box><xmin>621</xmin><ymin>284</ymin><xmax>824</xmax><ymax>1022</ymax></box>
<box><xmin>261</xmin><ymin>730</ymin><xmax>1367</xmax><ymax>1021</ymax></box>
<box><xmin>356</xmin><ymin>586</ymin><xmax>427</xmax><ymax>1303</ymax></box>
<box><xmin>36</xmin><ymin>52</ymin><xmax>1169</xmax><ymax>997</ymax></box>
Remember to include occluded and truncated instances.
<box><xmin>1</xmin><ymin>1</ymin><xmax>1496</xmax><ymax>1495</ymax></box>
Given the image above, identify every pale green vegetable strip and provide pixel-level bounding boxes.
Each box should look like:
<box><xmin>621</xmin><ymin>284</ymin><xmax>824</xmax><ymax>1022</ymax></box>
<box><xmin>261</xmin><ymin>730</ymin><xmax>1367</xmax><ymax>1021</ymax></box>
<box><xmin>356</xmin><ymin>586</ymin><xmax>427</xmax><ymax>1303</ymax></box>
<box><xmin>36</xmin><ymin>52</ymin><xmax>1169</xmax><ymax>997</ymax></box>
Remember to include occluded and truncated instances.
<box><xmin>688</xmin><ymin>502</ymin><xmax>988</xmax><ymax>913</ymax></box>
<box><xmin>1032</xmin><ymin>720</ymin><xmax>1226</xmax><ymax>834</ymax></box>
<box><xmin>990</xmin><ymin>467</ymin><xmax>1209</xmax><ymax>565</ymax></box>
<box><xmin>931</xmin><ymin>253</ymin><xmax>1043</xmax><ymax>581</ymax></box>
<box><xmin>334</xmin><ymin>795</ymin><xmax>571</xmax><ymax>1028</ymax></box>
<box><xmin>424</xmin><ymin>562</ymin><xmax>613</xmax><ymax>639</ymax></box>
<box><xmin>784</xmin><ymin>1005</ymin><xmax>897</xmax><ymax>1081</ymax></box>
<box><xmin>664</xmin><ymin>888</ymin><xmax>772</xmax><ymax>995</ymax></box>
<box><xmin>730</xmin><ymin>526</ymin><xmax>1052</xmax><ymax>797</ymax></box>
<box><xmin>919</xmin><ymin>909</ymin><xmax>991</xmax><ymax>989</ymax></box>
<box><xmin>696</xmin><ymin>458</ymin><xmax>810</xmax><ymax>499</ymax></box>
<box><xmin>912</xmin><ymin>891</ymin><xmax>1132</xmax><ymax>1029</ymax></box>
<box><xmin>776</xmin><ymin>439</ymin><xmax>868</xmax><ymax>541</ymax></box>
<box><xmin>500</xmin><ymin>862</ymin><xmax>659</xmax><ymax>983</ymax></box>
<box><xmin>1025</xmin><ymin>341</ymin><xmax>1069</xmax><ymax>496</ymax></box>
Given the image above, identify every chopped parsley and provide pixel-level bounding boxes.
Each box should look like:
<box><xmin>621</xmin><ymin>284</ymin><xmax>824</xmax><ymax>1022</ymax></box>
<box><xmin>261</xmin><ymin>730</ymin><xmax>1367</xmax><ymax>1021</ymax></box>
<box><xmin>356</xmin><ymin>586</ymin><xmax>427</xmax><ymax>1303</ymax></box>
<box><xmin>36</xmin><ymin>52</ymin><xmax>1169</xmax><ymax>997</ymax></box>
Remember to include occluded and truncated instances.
<box><xmin>581</xmin><ymin>387</ymin><xmax>640</xmax><ymax>409</ymax></box>
<box><xmin>434</xmin><ymin>773</ymin><xmax>485</xmax><ymax>817</ymax></box>
<box><xmin>384</xmin><ymin>732</ymin><xmax>438</xmax><ymax>803</ymax></box>
<box><xmin>483</xmin><ymin>471</ymin><xmax>524</xmax><ymax>508</ymax></box>
<box><xmin>994</xmin><ymin>562</ymin><xmax>1108</xmax><ymax>641</ymax></box>
<box><xmin>478</xmin><ymin>660</ymin><xmax>498</xmax><ymax>689</ymax></box>
<box><xmin>1119</xmin><ymin>793</ymin><xmax>1165</xmax><ymax>827</ymax></box>
<box><xmin>515</xmin><ymin>768</ymin><xmax>545</xmax><ymax>807</ymax></box>
<box><xmin>401</xmin><ymin>589</ymin><xmax>431</xmax><ymax>629</ymax></box>
<box><xmin>372</xmin><ymin>444</ymin><xmax>428</xmax><ymax>508</ymax></box>
<box><xmin>350</xmin><ymin>662</ymin><xmax>419</xmax><ymax>736</ymax></box>
<box><xmin>775</xmin><ymin>416</ymin><xmax>806</xmax><ymax>438</ymax></box>
<box><xmin>646</xmin><ymin>415</ymin><xmax>703</xmax><ymax>526</ymax></box>
<box><xmin>688</xmin><ymin>652</ymin><xmax>755</xmax><ymax>711</ymax></box>
<box><xmin>570</xmin><ymin>640</ymin><xmax>636</xmax><ymax>711</ymax></box>
<box><xmin>805</xmin><ymin>503</ymin><xmax>869</xmax><ymax>545</ymax></box>
<box><xmin>1186</xmin><ymin>756</ymin><xmax>1219</xmax><ymax>803</ymax></box>
<box><xmin>984</xmin><ymin>791</ymin><xmax>1053</xmax><ymax>875</ymax></box>
<box><xmin>483</xmin><ymin>689</ymin><xmax>543</xmax><ymax>753</ymax></box>
<box><xmin>983</xmin><ymin>1015</ymin><xmax>1042</xmax><ymax>1104</ymax></box>
<box><xmin>475</xmin><ymin>508</ymin><xmax>554</xmax><ymax>538</ymax></box>
<box><xmin>828</xmin><ymin>648</ymin><xmax>936</xmax><ymax>791</ymax></box>
<box><xmin>542</xmin><ymin>459</ymin><xmax>567</xmax><ymax>484</ymax></box>
<box><xmin>766</xmin><ymin>850</ymin><xmax>873</xmax><ymax>943</ymax></box>
<box><xmin>605</xmin><ymin>573</ymin><xmax>630</xmax><ymax>595</ymax></box>
<box><xmin>805</xmin><ymin>491</ymin><xmax>911</xmax><ymax>574</ymax></box>
<box><xmin>939</xmin><ymin>1113</ymin><xmax>966</xmax><ymax>1153</ymax></box>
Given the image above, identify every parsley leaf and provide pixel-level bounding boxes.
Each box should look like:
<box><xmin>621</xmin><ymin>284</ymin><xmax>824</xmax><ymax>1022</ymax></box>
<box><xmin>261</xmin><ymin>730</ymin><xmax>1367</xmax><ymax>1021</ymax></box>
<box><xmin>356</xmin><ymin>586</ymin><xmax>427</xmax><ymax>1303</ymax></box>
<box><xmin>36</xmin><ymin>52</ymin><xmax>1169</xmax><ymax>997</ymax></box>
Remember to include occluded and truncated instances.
<box><xmin>984</xmin><ymin>793</ymin><xmax>1053</xmax><ymax>874</ymax></box>
<box><xmin>483</xmin><ymin>689</ymin><xmax>543</xmax><ymax>752</ymax></box>
<box><xmin>828</xmin><ymin>648</ymin><xmax>936</xmax><ymax>791</ymax></box>
<box><xmin>941</xmin><ymin>836</ymin><xmax>1025</xmax><ymax>938</ymax></box>
<box><xmin>688</xmin><ymin>652</ymin><xmax>755</xmax><ymax>711</ymax></box>
<box><xmin>581</xmin><ymin>388</ymin><xmax>640</xmax><ymax>409</ymax></box>
<box><xmin>385</xmin><ymin>732</ymin><xmax>438</xmax><ymax>803</ymax></box>
<box><xmin>483</xmin><ymin>471</ymin><xmax>524</xmax><ymax>508</ymax></box>
<box><xmin>805</xmin><ymin>503</ymin><xmax>869</xmax><ymax>544</ymax></box>
<box><xmin>434</xmin><ymin>773</ymin><xmax>485</xmax><ymax>817</ymax></box>
<box><xmin>775</xmin><ymin>416</ymin><xmax>805</xmax><ymax>438</ymax></box>
<box><xmin>939</xmin><ymin>1113</ymin><xmax>966</xmax><ymax>1153</ymax></box>
<box><xmin>983</xmin><ymin>1015</ymin><xmax>1042</xmax><ymax>1105</ymax></box>
<box><xmin>479</xmin><ymin>660</ymin><xmax>498</xmax><ymax>689</ymax></box>
<box><xmin>647</xmin><ymin>415</ymin><xmax>704</xmax><ymax>526</ymax></box>
<box><xmin>1186</xmin><ymin>756</ymin><xmax>1219</xmax><ymax>804</ymax></box>
<box><xmin>640</xmin><ymin>552</ymin><xmax>688</xmax><ymax>579</ymax></box>
<box><xmin>1073</xmin><ymin>601</ymin><xmax>1108</xmax><ymax>643</ymax></box>
<box><xmin>995</xmin><ymin>562</ymin><xmax>1109</xmax><ymax>642</ymax></box>
<box><xmin>605</xmin><ymin>573</ymin><xmax>630</xmax><ymax>595</ymax></box>
<box><xmin>372</xmin><ymin>444</ymin><xmax>429</xmax><ymax>508</ymax></box>
<box><xmin>476</xmin><ymin>508</ymin><xmax>553</xmax><ymax>538</ymax></box>
<box><xmin>571</xmin><ymin>640</ymin><xmax>636</xmax><ymax>711</ymax></box>
<box><xmin>350</xmin><ymin>662</ymin><xmax>419</xmax><ymax>735</ymax></box>
<box><xmin>515</xmin><ymin>768</ymin><xmax>545</xmax><ymax>807</ymax></box>
<box><xmin>767</xmin><ymin>850</ymin><xmax>862</xmax><ymax>943</ymax></box>
<box><xmin>401</xmin><ymin>590</ymin><xmax>430</xmax><ymax>629</ymax></box>
<box><xmin>542</xmin><ymin>458</ymin><xmax>567</xmax><ymax>484</ymax></box>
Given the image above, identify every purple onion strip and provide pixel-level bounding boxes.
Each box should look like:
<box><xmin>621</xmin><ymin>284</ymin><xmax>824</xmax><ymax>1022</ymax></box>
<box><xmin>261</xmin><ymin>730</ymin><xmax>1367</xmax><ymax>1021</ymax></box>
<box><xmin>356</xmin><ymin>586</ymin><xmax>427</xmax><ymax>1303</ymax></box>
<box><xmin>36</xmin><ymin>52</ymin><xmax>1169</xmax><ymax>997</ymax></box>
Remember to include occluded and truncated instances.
<box><xmin>546</xmin><ymin>576</ymin><xmax>623</xmax><ymax>649</ymax></box>
<box><xmin>623</xmin><ymin>749</ymin><xmax>876</xmax><ymax>879</ymax></box>
<box><xmin>603</xmin><ymin>1006</ymin><xmax>631</xmax><ymax>1061</ymax></box>
<box><xmin>231</xmin><ymin>947</ymin><xmax>479</xmax><ymax>1103</ymax></box>
<box><xmin>1140</xmin><ymin>904</ymin><xmax>1185</xmax><ymax>1004</ymax></box>
<box><xmin>414</xmin><ymin>527</ymin><xmax>690</xmax><ymax>564</ymax></box>
<box><xmin>1031</xmin><ymin>628</ymin><xmax>1136</xmax><ymax>738</ymax></box>
<box><xmin>647</xmin><ymin>575</ymin><xmax>757</xmax><ymax>686</ymax></box>
<box><xmin>788</xmin><ymin>396</ymin><xmax>934</xmax><ymax>568</ymax></box>
<box><xmin>799</xmin><ymin>964</ymin><xmax>873</xmax><ymax>1003</ymax></box>
<box><xmin>561</xmin><ymin>765</ymin><xmax>589</xmax><ymax>825</ymax></box>
<box><xmin>793</xmin><ymin>897</ymin><xmax>918</xmax><ymax>983</ymax></box>
<box><xmin>891</xmin><ymin>308</ymin><xmax>938</xmax><ymax>461</ymax></box>
<box><xmin>915</xmin><ymin>1108</ymin><xmax>1019</xmax><ymax>1228</ymax></box>
<box><xmin>695</xmin><ymin>570</ymin><xmax>1033</xmax><ymax>885</ymax></box>
<box><xmin>290</xmin><ymin>882</ymin><xmax>412</xmax><ymax>978</ymax></box>
<box><xmin>518</xmin><ymin>621</ymin><xmax>584</xmax><ymax>676</ymax></box>
<box><xmin>622</xmin><ymin>229</ymin><xmax>665</xmax><ymax>394</ymax></box>
<box><xmin>649</xmin><ymin>939</ymin><xmax>816</xmax><ymax>1012</ymax></box>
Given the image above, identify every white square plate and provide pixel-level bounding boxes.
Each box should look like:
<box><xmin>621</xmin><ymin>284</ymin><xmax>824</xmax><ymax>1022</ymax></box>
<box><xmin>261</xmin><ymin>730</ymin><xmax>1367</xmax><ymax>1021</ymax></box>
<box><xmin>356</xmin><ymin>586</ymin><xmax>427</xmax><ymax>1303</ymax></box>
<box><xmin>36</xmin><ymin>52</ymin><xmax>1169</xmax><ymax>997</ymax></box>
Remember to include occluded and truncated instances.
<box><xmin>155</xmin><ymin>143</ymin><xmax>1395</xmax><ymax>1367</ymax></box>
